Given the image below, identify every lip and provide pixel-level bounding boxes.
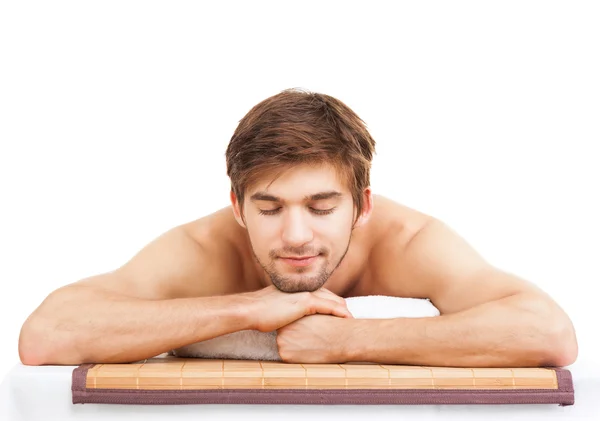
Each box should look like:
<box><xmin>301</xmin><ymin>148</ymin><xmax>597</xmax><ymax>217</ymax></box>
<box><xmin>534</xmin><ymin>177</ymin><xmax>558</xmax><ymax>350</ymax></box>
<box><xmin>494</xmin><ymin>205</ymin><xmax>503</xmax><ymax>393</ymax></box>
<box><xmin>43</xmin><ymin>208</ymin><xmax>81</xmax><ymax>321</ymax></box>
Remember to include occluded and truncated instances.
<box><xmin>279</xmin><ymin>255</ymin><xmax>319</xmax><ymax>267</ymax></box>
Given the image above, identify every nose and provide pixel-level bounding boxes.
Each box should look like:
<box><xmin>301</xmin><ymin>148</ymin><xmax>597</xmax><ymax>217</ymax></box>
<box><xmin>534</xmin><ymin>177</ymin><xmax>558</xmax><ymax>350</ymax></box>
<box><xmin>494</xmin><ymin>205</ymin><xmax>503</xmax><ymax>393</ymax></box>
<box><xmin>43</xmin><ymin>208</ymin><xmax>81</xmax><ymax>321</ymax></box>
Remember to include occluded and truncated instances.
<box><xmin>281</xmin><ymin>208</ymin><xmax>314</xmax><ymax>246</ymax></box>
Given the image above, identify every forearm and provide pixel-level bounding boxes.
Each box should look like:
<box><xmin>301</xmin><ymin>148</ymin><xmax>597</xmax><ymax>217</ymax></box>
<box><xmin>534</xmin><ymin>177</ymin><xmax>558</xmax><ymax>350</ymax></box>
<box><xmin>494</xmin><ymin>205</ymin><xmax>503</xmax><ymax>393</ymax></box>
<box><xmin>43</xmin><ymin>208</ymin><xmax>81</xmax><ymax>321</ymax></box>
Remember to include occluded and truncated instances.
<box><xmin>19</xmin><ymin>285</ymin><xmax>250</xmax><ymax>365</ymax></box>
<box><xmin>345</xmin><ymin>293</ymin><xmax>574</xmax><ymax>367</ymax></box>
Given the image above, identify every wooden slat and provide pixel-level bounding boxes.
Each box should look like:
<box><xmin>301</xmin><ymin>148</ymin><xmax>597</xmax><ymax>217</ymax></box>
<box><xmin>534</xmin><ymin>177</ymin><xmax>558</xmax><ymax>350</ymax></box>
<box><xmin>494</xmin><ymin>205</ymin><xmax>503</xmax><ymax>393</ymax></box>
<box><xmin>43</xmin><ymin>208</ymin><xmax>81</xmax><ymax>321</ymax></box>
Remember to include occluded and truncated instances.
<box><xmin>85</xmin><ymin>357</ymin><xmax>558</xmax><ymax>390</ymax></box>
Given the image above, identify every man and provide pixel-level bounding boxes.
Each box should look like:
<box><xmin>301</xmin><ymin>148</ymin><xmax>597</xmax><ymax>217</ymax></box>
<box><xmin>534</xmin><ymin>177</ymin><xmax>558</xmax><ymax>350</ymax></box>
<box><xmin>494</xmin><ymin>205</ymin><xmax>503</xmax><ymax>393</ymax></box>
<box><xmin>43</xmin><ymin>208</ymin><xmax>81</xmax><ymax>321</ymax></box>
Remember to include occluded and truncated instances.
<box><xmin>18</xmin><ymin>88</ymin><xmax>578</xmax><ymax>368</ymax></box>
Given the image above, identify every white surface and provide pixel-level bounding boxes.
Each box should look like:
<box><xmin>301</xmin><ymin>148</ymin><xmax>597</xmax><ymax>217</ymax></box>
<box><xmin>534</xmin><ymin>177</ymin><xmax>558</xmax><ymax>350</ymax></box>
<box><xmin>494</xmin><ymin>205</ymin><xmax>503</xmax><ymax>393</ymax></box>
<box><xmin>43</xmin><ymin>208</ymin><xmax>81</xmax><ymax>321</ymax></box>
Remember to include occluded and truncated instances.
<box><xmin>1</xmin><ymin>0</ymin><xmax>598</xmax><ymax>407</ymax></box>
<box><xmin>1</xmin><ymin>359</ymin><xmax>598</xmax><ymax>421</ymax></box>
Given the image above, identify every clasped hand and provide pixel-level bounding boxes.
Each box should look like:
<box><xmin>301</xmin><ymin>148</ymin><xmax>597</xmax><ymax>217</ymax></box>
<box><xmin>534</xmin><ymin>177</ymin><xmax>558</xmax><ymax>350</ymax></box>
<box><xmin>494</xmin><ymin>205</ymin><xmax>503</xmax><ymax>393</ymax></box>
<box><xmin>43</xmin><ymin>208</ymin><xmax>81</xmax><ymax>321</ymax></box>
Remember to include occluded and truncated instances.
<box><xmin>242</xmin><ymin>285</ymin><xmax>355</xmax><ymax>363</ymax></box>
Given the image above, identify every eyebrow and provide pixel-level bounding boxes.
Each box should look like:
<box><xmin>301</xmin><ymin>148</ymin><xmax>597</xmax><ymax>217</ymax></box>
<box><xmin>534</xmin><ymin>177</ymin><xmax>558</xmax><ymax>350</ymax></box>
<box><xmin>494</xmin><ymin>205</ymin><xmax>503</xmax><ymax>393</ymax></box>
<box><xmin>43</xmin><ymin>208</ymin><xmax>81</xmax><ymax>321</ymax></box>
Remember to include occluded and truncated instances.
<box><xmin>249</xmin><ymin>190</ymin><xmax>343</xmax><ymax>203</ymax></box>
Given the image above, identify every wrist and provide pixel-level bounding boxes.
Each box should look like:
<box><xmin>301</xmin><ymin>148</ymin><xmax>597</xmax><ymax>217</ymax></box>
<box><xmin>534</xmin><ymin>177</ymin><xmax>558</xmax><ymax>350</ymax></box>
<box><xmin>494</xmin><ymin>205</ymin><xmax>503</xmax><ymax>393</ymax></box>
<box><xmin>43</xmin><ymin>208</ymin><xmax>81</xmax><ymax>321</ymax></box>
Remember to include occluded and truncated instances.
<box><xmin>230</xmin><ymin>293</ymin><xmax>258</xmax><ymax>331</ymax></box>
<box><xmin>193</xmin><ymin>294</ymin><xmax>256</xmax><ymax>337</ymax></box>
<box><xmin>340</xmin><ymin>318</ymin><xmax>370</xmax><ymax>362</ymax></box>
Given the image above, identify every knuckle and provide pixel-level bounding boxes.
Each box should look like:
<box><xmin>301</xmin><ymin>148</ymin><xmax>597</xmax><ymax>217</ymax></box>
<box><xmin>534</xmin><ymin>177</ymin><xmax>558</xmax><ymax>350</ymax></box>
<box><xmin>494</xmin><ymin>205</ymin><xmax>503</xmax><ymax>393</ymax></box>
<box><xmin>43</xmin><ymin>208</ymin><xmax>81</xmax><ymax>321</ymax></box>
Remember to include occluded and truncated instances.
<box><xmin>299</xmin><ymin>292</ymin><xmax>312</xmax><ymax>304</ymax></box>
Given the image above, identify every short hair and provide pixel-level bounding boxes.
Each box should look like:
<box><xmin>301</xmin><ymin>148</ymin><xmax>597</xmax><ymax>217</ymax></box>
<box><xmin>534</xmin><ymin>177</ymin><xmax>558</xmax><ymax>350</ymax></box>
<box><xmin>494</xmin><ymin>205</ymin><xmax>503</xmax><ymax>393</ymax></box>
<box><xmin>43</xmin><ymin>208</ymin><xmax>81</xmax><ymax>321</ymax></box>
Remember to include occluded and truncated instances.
<box><xmin>225</xmin><ymin>88</ymin><xmax>376</xmax><ymax>223</ymax></box>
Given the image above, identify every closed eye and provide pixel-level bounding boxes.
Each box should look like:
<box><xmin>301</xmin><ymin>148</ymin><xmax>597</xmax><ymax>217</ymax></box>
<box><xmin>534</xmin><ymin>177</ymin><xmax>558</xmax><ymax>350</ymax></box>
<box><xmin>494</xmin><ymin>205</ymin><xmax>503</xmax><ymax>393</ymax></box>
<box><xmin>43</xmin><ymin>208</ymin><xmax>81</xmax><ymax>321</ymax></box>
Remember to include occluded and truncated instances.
<box><xmin>258</xmin><ymin>208</ymin><xmax>335</xmax><ymax>216</ymax></box>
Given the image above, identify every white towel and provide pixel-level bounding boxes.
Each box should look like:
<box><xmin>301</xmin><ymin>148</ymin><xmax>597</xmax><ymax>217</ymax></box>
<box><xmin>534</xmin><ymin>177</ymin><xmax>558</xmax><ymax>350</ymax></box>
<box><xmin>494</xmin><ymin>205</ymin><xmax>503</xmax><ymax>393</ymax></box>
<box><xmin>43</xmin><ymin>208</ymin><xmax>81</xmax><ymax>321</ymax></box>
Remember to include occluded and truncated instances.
<box><xmin>345</xmin><ymin>295</ymin><xmax>440</xmax><ymax>319</ymax></box>
<box><xmin>170</xmin><ymin>295</ymin><xmax>440</xmax><ymax>361</ymax></box>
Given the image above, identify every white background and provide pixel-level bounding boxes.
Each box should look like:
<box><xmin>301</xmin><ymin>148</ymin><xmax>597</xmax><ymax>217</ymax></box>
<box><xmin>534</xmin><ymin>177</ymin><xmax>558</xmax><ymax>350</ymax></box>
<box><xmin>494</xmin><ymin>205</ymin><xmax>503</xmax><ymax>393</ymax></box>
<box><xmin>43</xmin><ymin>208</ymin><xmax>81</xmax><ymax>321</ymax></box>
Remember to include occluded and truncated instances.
<box><xmin>0</xmin><ymin>0</ymin><xmax>598</xmax><ymax>384</ymax></box>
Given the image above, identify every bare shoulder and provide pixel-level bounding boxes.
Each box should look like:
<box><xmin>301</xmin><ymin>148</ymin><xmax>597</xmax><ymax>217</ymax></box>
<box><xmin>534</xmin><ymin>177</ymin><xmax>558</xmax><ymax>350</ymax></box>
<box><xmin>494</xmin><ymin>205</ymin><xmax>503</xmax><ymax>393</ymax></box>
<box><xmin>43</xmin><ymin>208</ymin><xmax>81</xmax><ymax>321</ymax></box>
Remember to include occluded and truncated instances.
<box><xmin>75</xmin><ymin>206</ymin><xmax>249</xmax><ymax>300</ymax></box>
<box><xmin>366</xmin><ymin>195</ymin><xmax>433</xmax><ymax>246</ymax></box>
<box><xmin>176</xmin><ymin>206</ymin><xmax>255</xmax><ymax>296</ymax></box>
<box><xmin>353</xmin><ymin>196</ymin><xmax>430</xmax><ymax>292</ymax></box>
<box><xmin>366</xmin><ymin>196</ymin><xmax>542</xmax><ymax>313</ymax></box>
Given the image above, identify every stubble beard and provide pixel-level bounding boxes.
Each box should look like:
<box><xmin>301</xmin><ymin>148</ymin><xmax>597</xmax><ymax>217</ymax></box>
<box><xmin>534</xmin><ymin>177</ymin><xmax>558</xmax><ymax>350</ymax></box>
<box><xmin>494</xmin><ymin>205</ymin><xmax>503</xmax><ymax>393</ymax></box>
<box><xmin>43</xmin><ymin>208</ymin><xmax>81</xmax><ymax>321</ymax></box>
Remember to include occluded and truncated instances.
<box><xmin>252</xmin><ymin>237</ymin><xmax>352</xmax><ymax>293</ymax></box>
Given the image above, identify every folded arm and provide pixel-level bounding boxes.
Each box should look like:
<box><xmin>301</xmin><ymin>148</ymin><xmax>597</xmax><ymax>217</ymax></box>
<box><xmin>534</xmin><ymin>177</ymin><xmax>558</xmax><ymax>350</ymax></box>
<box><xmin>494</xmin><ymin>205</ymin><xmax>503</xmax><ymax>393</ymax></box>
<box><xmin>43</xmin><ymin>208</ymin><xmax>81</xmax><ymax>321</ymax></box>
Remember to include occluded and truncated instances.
<box><xmin>18</xmin><ymin>227</ymin><xmax>251</xmax><ymax>366</ymax></box>
<box><xmin>345</xmin><ymin>218</ymin><xmax>578</xmax><ymax>367</ymax></box>
<box><xmin>345</xmin><ymin>287</ymin><xmax>576</xmax><ymax>367</ymax></box>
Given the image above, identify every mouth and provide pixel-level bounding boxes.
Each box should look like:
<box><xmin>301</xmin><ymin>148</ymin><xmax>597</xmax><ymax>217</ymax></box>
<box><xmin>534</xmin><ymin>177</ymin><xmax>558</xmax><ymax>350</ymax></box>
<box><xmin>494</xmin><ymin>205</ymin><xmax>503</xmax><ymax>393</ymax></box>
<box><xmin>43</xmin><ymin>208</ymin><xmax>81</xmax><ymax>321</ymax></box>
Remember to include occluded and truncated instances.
<box><xmin>279</xmin><ymin>255</ymin><xmax>319</xmax><ymax>267</ymax></box>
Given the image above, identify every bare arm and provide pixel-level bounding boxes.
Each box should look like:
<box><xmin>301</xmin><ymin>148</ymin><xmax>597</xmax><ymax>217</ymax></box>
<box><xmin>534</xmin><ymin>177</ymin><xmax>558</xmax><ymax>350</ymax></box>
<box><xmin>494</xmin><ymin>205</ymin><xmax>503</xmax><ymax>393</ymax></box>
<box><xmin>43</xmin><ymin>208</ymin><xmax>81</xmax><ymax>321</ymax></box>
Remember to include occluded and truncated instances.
<box><xmin>18</xmin><ymin>225</ymin><xmax>351</xmax><ymax>366</ymax></box>
<box><xmin>19</xmin><ymin>282</ymin><xmax>253</xmax><ymax>365</ymax></box>
<box><xmin>18</xmin><ymin>226</ymin><xmax>244</xmax><ymax>365</ymax></box>
<box><xmin>346</xmin><ymin>218</ymin><xmax>578</xmax><ymax>367</ymax></box>
<box><xmin>345</xmin><ymin>286</ymin><xmax>576</xmax><ymax>367</ymax></box>
<box><xmin>352</xmin><ymin>219</ymin><xmax>577</xmax><ymax>366</ymax></box>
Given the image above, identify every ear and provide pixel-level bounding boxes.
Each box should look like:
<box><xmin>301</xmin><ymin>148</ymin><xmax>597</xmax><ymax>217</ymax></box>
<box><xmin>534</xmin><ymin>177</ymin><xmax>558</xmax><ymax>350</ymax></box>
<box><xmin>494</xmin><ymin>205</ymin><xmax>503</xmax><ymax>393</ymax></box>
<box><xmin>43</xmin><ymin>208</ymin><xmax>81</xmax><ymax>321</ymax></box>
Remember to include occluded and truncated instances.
<box><xmin>352</xmin><ymin>187</ymin><xmax>374</xmax><ymax>229</ymax></box>
<box><xmin>230</xmin><ymin>190</ymin><xmax>247</xmax><ymax>228</ymax></box>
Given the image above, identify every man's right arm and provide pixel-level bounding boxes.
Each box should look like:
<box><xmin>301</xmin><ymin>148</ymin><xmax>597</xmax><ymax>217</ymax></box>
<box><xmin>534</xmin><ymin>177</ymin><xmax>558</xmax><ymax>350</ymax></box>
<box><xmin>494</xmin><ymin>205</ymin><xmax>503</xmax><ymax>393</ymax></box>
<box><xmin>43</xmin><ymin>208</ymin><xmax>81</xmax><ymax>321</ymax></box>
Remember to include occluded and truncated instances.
<box><xmin>18</xmin><ymin>225</ymin><xmax>351</xmax><ymax>366</ymax></box>
<box><xmin>19</xmin><ymin>281</ymin><xmax>254</xmax><ymax>366</ymax></box>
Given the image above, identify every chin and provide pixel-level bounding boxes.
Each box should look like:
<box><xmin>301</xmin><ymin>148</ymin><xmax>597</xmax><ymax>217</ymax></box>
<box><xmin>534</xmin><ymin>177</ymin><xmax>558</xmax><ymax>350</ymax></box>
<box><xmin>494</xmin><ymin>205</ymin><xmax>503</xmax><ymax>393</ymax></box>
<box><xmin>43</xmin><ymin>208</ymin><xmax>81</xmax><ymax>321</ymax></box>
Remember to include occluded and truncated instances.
<box><xmin>272</xmin><ymin>277</ymin><xmax>327</xmax><ymax>293</ymax></box>
<box><xmin>263</xmin><ymin>255</ymin><xmax>333</xmax><ymax>293</ymax></box>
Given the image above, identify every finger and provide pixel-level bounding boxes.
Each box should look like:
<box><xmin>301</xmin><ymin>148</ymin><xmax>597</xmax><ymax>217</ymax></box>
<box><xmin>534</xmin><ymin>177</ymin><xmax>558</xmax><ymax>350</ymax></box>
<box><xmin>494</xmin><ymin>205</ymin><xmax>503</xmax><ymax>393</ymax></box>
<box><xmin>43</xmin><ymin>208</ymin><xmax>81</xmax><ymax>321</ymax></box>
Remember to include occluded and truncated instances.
<box><xmin>308</xmin><ymin>297</ymin><xmax>354</xmax><ymax>319</ymax></box>
<box><xmin>313</xmin><ymin>289</ymin><xmax>347</xmax><ymax>307</ymax></box>
<box><xmin>313</xmin><ymin>290</ymin><xmax>346</xmax><ymax>307</ymax></box>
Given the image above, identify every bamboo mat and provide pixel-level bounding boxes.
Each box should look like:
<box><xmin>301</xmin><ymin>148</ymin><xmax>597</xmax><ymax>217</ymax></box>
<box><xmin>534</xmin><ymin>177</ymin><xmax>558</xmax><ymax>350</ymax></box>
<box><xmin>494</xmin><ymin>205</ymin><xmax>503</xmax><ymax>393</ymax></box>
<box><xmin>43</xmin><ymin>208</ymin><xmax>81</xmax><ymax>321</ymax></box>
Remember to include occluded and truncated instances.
<box><xmin>72</xmin><ymin>356</ymin><xmax>574</xmax><ymax>405</ymax></box>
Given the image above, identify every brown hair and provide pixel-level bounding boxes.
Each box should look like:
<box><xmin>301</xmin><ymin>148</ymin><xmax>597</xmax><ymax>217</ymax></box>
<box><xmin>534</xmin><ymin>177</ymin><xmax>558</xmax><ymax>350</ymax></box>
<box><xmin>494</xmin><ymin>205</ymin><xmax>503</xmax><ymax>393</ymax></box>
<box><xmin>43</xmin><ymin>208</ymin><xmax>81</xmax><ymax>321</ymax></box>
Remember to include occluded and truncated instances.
<box><xmin>225</xmin><ymin>88</ymin><xmax>376</xmax><ymax>224</ymax></box>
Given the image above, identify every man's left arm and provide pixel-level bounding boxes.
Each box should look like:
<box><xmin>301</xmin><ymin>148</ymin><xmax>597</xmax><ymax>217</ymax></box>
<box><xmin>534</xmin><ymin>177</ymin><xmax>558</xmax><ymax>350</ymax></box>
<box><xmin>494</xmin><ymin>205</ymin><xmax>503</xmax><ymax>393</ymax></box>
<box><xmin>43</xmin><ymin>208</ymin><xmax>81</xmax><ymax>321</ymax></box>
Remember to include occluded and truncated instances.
<box><xmin>344</xmin><ymin>218</ymin><xmax>579</xmax><ymax>367</ymax></box>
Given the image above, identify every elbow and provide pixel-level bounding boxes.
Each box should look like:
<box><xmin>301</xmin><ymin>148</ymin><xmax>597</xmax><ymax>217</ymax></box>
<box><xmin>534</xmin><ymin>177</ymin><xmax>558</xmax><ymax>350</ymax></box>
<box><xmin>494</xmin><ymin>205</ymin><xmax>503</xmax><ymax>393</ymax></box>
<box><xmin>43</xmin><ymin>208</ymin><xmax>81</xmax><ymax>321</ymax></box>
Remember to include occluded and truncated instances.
<box><xmin>19</xmin><ymin>309</ymin><xmax>74</xmax><ymax>366</ymax></box>
<box><xmin>540</xmin><ymin>313</ymin><xmax>579</xmax><ymax>367</ymax></box>
<box><xmin>544</xmin><ymin>338</ymin><xmax>578</xmax><ymax>368</ymax></box>
<box><xmin>514</xmin><ymin>292</ymin><xmax>579</xmax><ymax>367</ymax></box>
<box><xmin>18</xmin><ymin>286</ymin><xmax>87</xmax><ymax>366</ymax></box>
<box><xmin>552</xmin><ymin>326</ymin><xmax>579</xmax><ymax>367</ymax></box>
<box><xmin>19</xmin><ymin>316</ymin><xmax>85</xmax><ymax>366</ymax></box>
<box><xmin>19</xmin><ymin>316</ymin><xmax>53</xmax><ymax>366</ymax></box>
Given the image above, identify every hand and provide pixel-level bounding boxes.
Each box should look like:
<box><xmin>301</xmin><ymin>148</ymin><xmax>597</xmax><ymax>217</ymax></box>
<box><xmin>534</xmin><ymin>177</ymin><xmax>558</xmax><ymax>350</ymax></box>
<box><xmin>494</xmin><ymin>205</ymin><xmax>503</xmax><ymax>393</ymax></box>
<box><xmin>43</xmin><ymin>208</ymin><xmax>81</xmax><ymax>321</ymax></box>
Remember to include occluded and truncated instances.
<box><xmin>276</xmin><ymin>314</ymin><xmax>352</xmax><ymax>363</ymax></box>
<box><xmin>241</xmin><ymin>285</ymin><xmax>353</xmax><ymax>333</ymax></box>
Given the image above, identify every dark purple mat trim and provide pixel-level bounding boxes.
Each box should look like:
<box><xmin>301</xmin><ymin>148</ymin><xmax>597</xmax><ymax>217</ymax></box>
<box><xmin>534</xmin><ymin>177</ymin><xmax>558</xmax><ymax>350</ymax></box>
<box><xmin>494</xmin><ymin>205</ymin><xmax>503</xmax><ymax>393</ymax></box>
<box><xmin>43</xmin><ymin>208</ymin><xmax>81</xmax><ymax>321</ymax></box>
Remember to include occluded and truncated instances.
<box><xmin>71</xmin><ymin>364</ymin><xmax>574</xmax><ymax>406</ymax></box>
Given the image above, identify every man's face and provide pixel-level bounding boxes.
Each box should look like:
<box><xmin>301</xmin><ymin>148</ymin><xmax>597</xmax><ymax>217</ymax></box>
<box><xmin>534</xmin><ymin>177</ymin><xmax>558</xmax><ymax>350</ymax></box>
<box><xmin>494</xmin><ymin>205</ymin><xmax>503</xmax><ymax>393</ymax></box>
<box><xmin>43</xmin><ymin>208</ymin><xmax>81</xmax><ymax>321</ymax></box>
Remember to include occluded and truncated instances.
<box><xmin>234</xmin><ymin>164</ymin><xmax>359</xmax><ymax>293</ymax></box>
